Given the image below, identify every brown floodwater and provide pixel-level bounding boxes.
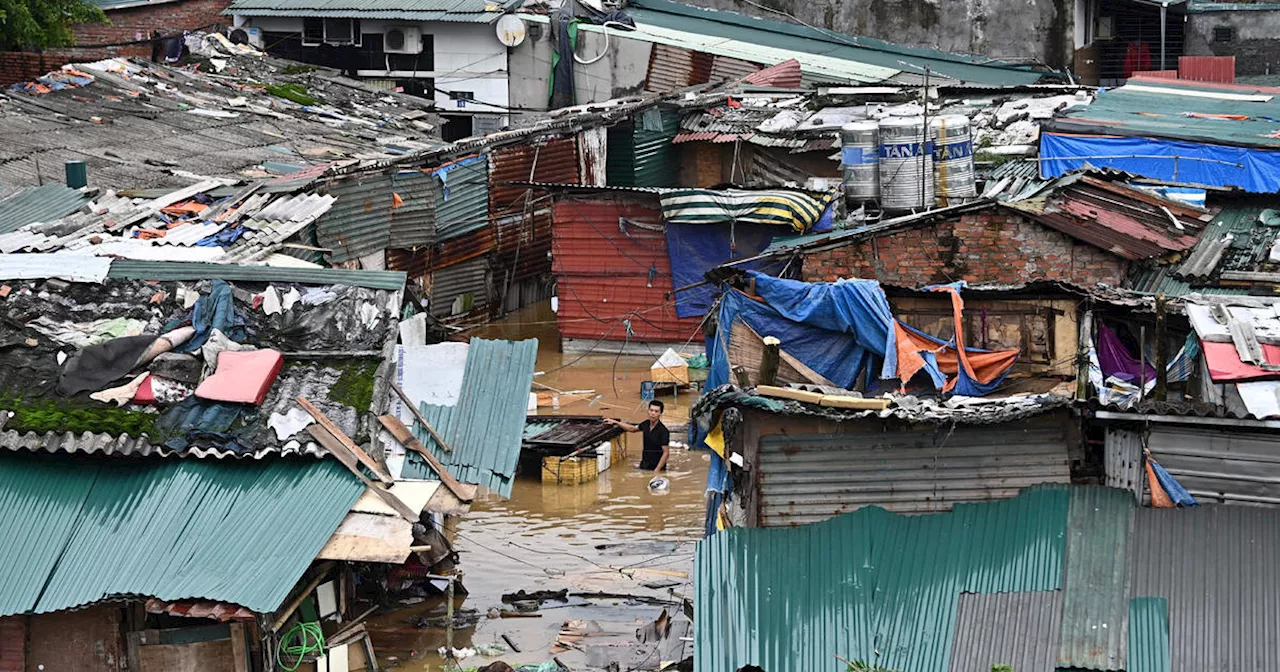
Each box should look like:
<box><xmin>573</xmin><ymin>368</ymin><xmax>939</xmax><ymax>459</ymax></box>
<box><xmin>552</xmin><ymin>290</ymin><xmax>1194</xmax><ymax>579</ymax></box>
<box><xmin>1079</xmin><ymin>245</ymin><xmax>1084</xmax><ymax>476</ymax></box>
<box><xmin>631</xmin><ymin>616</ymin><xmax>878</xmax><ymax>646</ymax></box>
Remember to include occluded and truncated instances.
<box><xmin>366</xmin><ymin>301</ymin><xmax>709</xmax><ymax>671</ymax></box>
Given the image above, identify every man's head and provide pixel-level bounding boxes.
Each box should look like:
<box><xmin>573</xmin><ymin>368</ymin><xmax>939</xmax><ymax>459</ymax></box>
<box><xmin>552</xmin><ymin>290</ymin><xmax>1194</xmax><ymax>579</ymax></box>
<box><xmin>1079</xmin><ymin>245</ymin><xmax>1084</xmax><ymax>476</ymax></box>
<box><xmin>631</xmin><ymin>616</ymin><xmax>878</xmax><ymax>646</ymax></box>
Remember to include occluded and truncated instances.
<box><xmin>647</xmin><ymin>400</ymin><xmax>664</xmax><ymax>422</ymax></box>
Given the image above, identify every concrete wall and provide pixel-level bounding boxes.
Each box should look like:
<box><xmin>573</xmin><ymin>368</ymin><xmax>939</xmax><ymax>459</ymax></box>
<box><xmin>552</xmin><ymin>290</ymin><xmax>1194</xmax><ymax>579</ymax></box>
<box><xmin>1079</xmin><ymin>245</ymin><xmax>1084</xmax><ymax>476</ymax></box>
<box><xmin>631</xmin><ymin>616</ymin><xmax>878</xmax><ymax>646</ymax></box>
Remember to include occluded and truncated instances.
<box><xmin>802</xmin><ymin>208</ymin><xmax>1128</xmax><ymax>288</ymax></box>
<box><xmin>507</xmin><ymin>21</ymin><xmax>651</xmax><ymax>122</ymax></box>
<box><xmin>1185</xmin><ymin>9</ymin><xmax>1280</xmax><ymax>76</ymax></box>
<box><xmin>432</xmin><ymin>23</ymin><xmax>509</xmax><ymax>114</ymax></box>
<box><xmin>675</xmin><ymin>0</ymin><xmax>1076</xmax><ymax>69</ymax></box>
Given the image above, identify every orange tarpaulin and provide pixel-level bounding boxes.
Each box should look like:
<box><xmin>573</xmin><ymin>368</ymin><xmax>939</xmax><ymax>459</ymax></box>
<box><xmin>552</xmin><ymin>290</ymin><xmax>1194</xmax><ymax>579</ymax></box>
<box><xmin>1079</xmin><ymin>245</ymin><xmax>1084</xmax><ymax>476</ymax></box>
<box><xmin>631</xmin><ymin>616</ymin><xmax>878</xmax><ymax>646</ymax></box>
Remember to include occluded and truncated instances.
<box><xmin>893</xmin><ymin>285</ymin><xmax>1019</xmax><ymax>392</ymax></box>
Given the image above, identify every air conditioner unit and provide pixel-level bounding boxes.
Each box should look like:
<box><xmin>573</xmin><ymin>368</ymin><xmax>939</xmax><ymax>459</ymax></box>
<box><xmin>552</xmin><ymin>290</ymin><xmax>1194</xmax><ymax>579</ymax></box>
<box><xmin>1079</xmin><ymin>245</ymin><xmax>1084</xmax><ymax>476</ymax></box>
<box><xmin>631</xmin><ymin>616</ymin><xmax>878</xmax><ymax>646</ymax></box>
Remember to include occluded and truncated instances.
<box><xmin>384</xmin><ymin>26</ymin><xmax>423</xmax><ymax>54</ymax></box>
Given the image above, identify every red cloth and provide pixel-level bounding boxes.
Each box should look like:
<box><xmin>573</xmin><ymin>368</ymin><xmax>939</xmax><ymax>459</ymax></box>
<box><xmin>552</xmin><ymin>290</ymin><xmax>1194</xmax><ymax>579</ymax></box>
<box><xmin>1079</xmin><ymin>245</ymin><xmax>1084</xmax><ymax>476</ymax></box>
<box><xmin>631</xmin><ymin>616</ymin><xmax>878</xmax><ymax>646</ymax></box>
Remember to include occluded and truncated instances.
<box><xmin>132</xmin><ymin>375</ymin><xmax>156</xmax><ymax>405</ymax></box>
<box><xmin>195</xmin><ymin>349</ymin><xmax>284</xmax><ymax>405</ymax></box>
<box><xmin>1201</xmin><ymin>340</ymin><xmax>1280</xmax><ymax>382</ymax></box>
<box><xmin>1124</xmin><ymin>42</ymin><xmax>1152</xmax><ymax>78</ymax></box>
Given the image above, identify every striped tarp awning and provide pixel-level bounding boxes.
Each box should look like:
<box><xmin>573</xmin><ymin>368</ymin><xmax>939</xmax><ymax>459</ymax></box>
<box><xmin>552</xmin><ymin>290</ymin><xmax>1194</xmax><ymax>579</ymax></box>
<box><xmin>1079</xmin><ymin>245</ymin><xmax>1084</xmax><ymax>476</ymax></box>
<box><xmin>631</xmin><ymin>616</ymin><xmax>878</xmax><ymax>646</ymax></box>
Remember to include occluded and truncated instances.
<box><xmin>658</xmin><ymin>188</ymin><xmax>833</xmax><ymax>233</ymax></box>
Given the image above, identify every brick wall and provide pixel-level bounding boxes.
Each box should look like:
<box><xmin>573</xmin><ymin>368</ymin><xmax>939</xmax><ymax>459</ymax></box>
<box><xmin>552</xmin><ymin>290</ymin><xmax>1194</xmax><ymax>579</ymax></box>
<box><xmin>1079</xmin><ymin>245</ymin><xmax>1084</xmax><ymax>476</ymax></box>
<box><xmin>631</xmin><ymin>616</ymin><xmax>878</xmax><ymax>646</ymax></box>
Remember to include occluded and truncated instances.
<box><xmin>0</xmin><ymin>0</ymin><xmax>232</xmax><ymax>85</ymax></box>
<box><xmin>802</xmin><ymin>209</ymin><xmax>1129</xmax><ymax>288</ymax></box>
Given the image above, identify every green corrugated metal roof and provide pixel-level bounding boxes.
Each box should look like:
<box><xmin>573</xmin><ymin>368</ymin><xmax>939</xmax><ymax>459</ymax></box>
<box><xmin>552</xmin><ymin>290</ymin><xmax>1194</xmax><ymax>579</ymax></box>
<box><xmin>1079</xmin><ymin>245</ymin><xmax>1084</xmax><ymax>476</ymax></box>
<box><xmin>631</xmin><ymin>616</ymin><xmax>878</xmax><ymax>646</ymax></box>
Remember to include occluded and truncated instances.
<box><xmin>0</xmin><ymin>452</ymin><xmax>363</xmax><ymax>616</ymax></box>
<box><xmin>402</xmin><ymin>338</ymin><xmax>538</xmax><ymax>497</ymax></box>
<box><xmin>1058</xmin><ymin>487</ymin><xmax>1135</xmax><ymax>671</ymax></box>
<box><xmin>626</xmin><ymin>0</ymin><xmax>1047</xmax><ymax>87</ymax></box>
<box><xmin>0</xmin><ymin>184</ymin><xmax>90</xmax><ymax>235</ymax></box>
<box><xmin>227</xmin><ymin>0</ymin><xmax>519</xmax><ymax>21</ymax></box>
<box><xmin>633</xmin><ymin>109</ymin><xmax>680</xmax><ymax>188</ymax></box>
<box><xmin>695</xmin><ymin>485</ymin><xmax>1072</xmax><ymax>672</ymax></box>
<box><xmin>1050</xmin><ymin>79</ymin><xmax>1280</xmax><ymax>149</ymax></box>
<box><xmin>1128</xmin><ymin>597</ymin><xmax>1172</xmax><ymax>672</ymax></box>
<box><xmin>107</xmin><ymin>260</ymin><xmax>407</xmax><ymax>290</ymax></box>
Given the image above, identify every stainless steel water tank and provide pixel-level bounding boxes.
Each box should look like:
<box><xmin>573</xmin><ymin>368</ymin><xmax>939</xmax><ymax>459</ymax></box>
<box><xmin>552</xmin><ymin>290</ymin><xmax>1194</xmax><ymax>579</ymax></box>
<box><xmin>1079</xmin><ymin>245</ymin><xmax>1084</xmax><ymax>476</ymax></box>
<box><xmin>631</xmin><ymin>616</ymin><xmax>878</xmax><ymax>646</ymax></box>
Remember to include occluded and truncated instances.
<box><xmin>878</xmin><ymin>116</ymin><xmax>934</xmax><ymax>211</ymax></box>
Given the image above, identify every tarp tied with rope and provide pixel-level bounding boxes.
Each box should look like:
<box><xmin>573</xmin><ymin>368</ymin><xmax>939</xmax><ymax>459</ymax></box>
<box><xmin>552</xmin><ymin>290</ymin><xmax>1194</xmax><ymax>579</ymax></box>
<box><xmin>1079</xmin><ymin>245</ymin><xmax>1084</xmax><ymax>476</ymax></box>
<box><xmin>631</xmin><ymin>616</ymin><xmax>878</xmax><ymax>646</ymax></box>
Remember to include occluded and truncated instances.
<box><xmin>658</xmin><ymin>188</ymin><xmax>836</xmax><ymax>233</ymax></box>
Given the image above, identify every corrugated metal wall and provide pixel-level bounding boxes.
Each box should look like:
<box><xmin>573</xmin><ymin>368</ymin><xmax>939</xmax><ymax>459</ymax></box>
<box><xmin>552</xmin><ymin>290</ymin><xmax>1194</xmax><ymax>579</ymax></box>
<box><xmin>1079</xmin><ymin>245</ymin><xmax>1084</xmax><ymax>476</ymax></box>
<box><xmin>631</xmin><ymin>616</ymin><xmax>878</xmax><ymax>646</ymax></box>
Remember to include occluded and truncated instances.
<box><xmin>606</xmin><ymin>123</ymin><xmax>637</xmax><ymax>186</ymax></box>
<box><xmin>316</xmin><ymin>170</ymin><xmax>435</xmax><ymax>263</ymax></box>
<box><xmin>645</xmin><ymin>44</ymin><xmax>713</xmax><ymax>93</ymax></box>
<box><xmin>494</xmin><ymin>207</ymin><xmax>553</xmax><ymax>286</ymax></box>
<box><xmin>428</xmin><ymin>256</ymin><xmax>490</xmax><ymax>318</ymax></box>
<box><xmin>1129</xmin><ymin>504</ymin><xmax>1280</xmax><ymax>672</ymax></box>
<box><xmin>1105</xmin><ymin>427</ymin><xmax>1145</xmax><ymax>501</ymax></box>
<box><xmin>552</xmin><ymin>196</ymin><xmax>704</xmax><ymax>343</ymax></box>
<box><xmin>1146</xmin><ymin>427</ymin><xmax>1280</xmax><ymax>505</ymax></box>
<box><xmin>710</xmin><ymin>55</ymin><xmax>762</xmax><ymax>83</ymax></box>
<box><xmin>632</xmin><ymin>109</ymin><xmax>681</xmax><ymax>187</ymax></box>
<box><xmin>434</xmin><ymin>155</ymin><xmax>490</xmax><ymax>242</ymax></box>
<box><xmin>755</xmin><ymin>411</ymin><xmax>1072</xmax><ymax>525</ymax></box>
<box><xmin>1178</xmin><ymin>56</ymin><xmax>1235</xmax><ymax>83</ymax></box>
<box><xmin>949</xmin><ymin>592</ymin><xmax>1063</xmax><ymax>672</ymax></box>
<box><xmin>489</xmin><ymin>138</ymin><xmax>579</xmax><ymax>214</ymax></box>
<box><xmin>1058</xmin><ymin>486</ymin><xmax>1134</xmax><ymax>671</ymax></box>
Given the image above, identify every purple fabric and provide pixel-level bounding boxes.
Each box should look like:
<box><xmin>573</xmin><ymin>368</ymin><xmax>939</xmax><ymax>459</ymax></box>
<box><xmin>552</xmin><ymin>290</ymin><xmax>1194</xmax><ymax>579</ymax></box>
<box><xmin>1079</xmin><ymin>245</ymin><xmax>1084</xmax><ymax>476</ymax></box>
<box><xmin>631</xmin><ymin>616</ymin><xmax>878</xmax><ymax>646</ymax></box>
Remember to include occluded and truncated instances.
<box><xmin>1099</xmin><ymin>322</ymin><xmax>1157</xmax><ymax>383</ymax></box>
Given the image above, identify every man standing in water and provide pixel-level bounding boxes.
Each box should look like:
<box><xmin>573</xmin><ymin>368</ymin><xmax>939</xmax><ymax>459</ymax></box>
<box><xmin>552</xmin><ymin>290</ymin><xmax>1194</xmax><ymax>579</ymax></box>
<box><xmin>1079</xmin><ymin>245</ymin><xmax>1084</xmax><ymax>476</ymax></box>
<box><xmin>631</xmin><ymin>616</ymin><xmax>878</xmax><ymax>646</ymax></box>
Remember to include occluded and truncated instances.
<box><xmin>605</xmin><ymin>400</ymin><xmax>670</xmax><ymax>473</ymax></box>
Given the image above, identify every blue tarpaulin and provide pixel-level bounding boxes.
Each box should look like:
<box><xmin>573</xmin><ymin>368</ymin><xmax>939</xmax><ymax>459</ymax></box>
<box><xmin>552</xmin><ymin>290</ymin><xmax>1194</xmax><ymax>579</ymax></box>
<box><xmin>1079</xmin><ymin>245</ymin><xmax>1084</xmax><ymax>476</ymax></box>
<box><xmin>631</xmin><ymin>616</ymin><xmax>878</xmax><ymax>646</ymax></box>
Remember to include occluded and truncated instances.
<box><xmin>1041</xmin><ymin>132</ymin><xmax>1280</xmax><ymax>193</ymax></box>
<box><xmin>666</xmin><ymin>223</ymin><xmax>785</xmax><ymax>318</ymax></box>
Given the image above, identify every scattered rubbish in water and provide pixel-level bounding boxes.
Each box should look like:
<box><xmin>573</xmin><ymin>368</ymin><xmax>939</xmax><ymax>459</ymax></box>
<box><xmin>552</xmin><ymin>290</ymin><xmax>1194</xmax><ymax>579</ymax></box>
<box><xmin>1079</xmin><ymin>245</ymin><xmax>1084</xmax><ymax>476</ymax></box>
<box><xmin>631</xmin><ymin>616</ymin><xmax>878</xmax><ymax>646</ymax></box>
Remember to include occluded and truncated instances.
<box><xmin>648</xmin><ymin>476</ymin><xmax>670</xmax><ymax>492</ymax></box>
<box><xmin>502</xmin><ymin>589</ymin><xmax>569</xmax><ymax>604</ymax></box>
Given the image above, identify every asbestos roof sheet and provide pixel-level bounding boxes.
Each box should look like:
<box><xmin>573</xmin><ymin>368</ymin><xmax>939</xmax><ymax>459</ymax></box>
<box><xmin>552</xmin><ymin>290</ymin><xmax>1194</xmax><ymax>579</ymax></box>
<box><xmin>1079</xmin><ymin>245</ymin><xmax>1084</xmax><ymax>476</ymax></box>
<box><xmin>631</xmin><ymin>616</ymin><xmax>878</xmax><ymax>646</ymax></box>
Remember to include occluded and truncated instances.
<box><xmin>0</xmin><ymin>184</ymin><xmax>91</xmax><ymax>235</ymax></box>
<box><xmin>695</xmin><ymin>485</ymin><xmax>1072</xmax><ymax>672</ymax></box>
<box><xmin>0</xmin><ymin>451</ymin><xmax>363</xmax><ymax>616</ymax></box>
<box><xmin>227</xmin><ymin>0</ymin><xmax>517</xmax><ymax>21</ymax></box>
<box><xmin>624</xmin><ymin>0</ymin><xmax>1047</xmax><ymax>87</ymax></box>
<box><xmin>400</xmin><ymin>338</ymin><xmax>538</xmax><ymax>497</ymax></box>
<box><xmin>0</xmin><ymin>253</ymin><xmax>112</xmax><ymax>283</ymax></box>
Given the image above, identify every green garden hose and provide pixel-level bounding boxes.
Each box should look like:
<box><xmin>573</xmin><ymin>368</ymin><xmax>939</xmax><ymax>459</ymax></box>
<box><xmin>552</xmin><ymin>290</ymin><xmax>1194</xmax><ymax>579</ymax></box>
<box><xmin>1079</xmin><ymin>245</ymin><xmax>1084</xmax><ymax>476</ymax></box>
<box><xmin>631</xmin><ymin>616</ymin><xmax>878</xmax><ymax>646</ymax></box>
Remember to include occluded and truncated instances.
<box><xmin>277</xmin><ymin>621</ymin><xmax>325</xmax><ymax>672</ymax></box>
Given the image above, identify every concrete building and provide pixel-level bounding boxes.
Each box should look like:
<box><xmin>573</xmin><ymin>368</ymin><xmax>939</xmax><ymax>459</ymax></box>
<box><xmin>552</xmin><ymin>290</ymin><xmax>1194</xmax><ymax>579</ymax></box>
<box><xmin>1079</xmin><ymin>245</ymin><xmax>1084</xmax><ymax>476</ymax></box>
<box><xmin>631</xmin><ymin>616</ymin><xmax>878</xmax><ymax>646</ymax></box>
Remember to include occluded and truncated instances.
<box><xmin>225</xmin><ymin>0</ymin><xmax>522</xmax><ymax>140</ymax></box>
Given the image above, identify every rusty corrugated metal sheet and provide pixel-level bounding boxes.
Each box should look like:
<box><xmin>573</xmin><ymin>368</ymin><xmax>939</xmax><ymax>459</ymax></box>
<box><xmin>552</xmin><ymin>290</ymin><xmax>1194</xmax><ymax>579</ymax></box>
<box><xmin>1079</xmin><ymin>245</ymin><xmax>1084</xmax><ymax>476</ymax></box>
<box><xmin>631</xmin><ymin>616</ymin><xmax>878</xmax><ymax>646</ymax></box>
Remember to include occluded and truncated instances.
<box><xmin>387</xmin><ymin>223</ymin><xmax>497</xmax><ymax>280</ymax></box>
<box><xmin>552</xmin><ymin>196</ymin><xmax>704</xmax><ymax>343</ymax></box>
<box><xmin>1178</xmin><ymin>56</ymin><xmax>1235</xmax><ymax>83</ymax></box>
<box><xmin>710</xmin><ymin>55</ymin><xmax>762</xmax><ymax>83</ymax></box>
<box><xmin>645</xmin><ymin>44</ymin><xmax>712</xmax><ymax>93</ymax></box>
<box><xmin>428</xmin><ymin>255</ymin><xmax>490</xmax><ymax>318</ymax></box>
<box><xmin>495</xmin><ymin>207</ymin><xmax>553</xmax><ymax>283</ymax></box>
<box><xmin>316</xmin><ymin>170</ymin><xmax>436</xmax><ymax>263</ymax></box>
<box><xmin>489</xmin><ymin>139</ymin><xmax>580</xmax><ymax>216</ymax></box>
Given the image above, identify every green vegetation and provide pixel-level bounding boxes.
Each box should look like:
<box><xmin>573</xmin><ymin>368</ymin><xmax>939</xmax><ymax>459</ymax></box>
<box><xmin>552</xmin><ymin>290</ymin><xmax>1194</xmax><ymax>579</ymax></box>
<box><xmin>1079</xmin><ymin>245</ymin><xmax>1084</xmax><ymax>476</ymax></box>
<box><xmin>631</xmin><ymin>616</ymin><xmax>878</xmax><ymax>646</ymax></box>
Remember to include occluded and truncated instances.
<box><xmin>328</xmin><ymin>360</ymin><xmax>380</xmax><ymax>413</ymax></box>
<box><xmin>0</xmin><ymin>0</ymin><xmax>107</xmax><ymax>51</ymax></box>
<box><xmin>264</xmin><ymin>83</ymin><xmax>318</xmax><ymax>106</ymax></box>
<box><xmin>842</xmin><ymin>659</ymin><xmax>900</xmax><ymax>672</ymax></box>
<box><xmin>974</xmin><ymin>150</ymin><xmax>1019</xmax><ymax>168</ymax></box>
<box><xmin>281</xmin><ymin>63</ymin><xmax>318</xmax><ymax>75</ymax></box>
<box><xmin>991</xmin><ymin>666</ymin><xmax>1014</xmax><ymax>672</ymax></box>
<box><xmin>1</xmin><ymin>396</ymin><xmax>157</xmax><ymax>437</ymax></box>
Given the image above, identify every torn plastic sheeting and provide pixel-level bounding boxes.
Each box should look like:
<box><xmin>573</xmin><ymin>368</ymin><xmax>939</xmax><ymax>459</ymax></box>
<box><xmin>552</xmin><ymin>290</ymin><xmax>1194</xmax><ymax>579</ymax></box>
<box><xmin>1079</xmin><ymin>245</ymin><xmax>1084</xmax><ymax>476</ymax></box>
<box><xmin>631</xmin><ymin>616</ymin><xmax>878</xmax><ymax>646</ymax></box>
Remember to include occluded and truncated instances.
<box><xmin>394</xmin><ymin>343</ymin><xmax>469</xmax><ymax>421</ymax></box>
<box><xmin>246</xmin><ymin>285</ymin><xmax>394</xmax><ymax>353</ymax></box>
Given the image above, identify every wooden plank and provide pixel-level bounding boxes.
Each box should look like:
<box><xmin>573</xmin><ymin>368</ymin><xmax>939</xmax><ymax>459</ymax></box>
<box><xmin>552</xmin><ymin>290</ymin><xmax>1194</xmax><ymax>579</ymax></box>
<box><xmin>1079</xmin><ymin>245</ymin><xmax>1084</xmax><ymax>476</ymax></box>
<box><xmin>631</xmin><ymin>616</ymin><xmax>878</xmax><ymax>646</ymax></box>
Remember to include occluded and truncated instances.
<box><xmin>230</xmin><ymin>623</ymin><xmax>249</xmax><ymax>672</ymax></box>
<box><xmin>296</xmin><ymin>396</ymin><xmax>394</xmax><ymax>485</ymax></box>
<box><xmin>316</xmin><ymin>513</ymin><xmax>415</xmax><ymax>563</ymax></box>
<box><xmin>390</xmin><ymin>382</ymin><xmax>454</xmax><ymax>453</ymax></box>
<box><xmin>305</xmin><ymin>425</ymin><xmax>420</xmax><ymax>523</ymax></box>
<box><xmin>756</xmin><ymin>385</ymin><xmax>824</xmax><ymax>404</ymax></box>
<box><xmin>377</xmin><ymin>415</ymin><xmax>472</xmax><ymax>502</ymax></box>
<box><xmin>817</xmin><ymin>395</ymin><xmax>891</xmax><ymax>410</ymax></box>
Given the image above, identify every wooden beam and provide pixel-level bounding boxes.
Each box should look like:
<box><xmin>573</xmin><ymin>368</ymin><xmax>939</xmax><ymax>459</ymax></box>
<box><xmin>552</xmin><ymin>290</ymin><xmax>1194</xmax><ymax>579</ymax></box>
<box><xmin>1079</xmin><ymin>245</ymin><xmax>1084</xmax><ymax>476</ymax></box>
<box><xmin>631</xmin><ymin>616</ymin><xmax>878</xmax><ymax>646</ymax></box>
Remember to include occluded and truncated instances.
<box><xmin>377</xmin><ymin>415</ymin><xmax>473</xmax><ymax>502</ymax></box>
<box><xmin>271</xmin><ymin>563</ymin><xmax>334</xmax><ymax>632</ymax></box>
<box><xmin>390</xmin><ymin>382</ymin><xmax>453</xmax><ymax>453</ymax></box>
<box><xmin>305</xmin><ymin>425</ymin><xmax>420</xmax><ymax>523</ymax></box>
<box><xmin>296</xmin><ymin>396</ymin><xmax>393</xmax><ymax>485</ymax></box>
<box><xmin>758</xmin><ymin>336</ymin><xmax>781</xmax><ymax>386</ymax></box>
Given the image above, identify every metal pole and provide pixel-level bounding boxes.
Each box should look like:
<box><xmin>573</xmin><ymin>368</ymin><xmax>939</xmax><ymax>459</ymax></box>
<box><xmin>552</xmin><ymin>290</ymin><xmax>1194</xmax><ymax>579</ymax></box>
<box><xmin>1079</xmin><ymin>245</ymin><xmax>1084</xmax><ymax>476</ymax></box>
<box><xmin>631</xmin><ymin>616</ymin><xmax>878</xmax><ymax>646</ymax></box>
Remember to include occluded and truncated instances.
<box><xmin>1160</xmin><ymin>3</ymin><xmax>1168</xmax><ymax>71</ymax></box>
<box><xmin>920</xmin><ymin>65</ymin><xmax>930</xmax><ymax>211</ymax></box>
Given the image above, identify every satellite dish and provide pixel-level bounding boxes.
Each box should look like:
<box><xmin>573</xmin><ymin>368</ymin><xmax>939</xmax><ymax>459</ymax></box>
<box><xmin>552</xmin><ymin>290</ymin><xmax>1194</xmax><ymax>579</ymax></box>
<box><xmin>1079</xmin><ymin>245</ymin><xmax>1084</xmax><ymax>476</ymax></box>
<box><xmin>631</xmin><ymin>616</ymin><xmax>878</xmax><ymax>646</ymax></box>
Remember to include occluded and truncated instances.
<box><xmin>496</xmin><ymin>14</ymin><xmax>527</xmax><ymax>47</ymax></box>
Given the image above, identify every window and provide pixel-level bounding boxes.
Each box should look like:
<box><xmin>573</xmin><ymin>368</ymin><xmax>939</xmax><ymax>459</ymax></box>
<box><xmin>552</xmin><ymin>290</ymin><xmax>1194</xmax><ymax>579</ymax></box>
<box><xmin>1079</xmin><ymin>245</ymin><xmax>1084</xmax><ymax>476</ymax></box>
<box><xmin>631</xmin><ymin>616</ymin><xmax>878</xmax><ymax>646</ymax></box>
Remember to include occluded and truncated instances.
<box><xmin>302</xmin><ymin>18</ymin><xmax>323</xmax><ymax>46</ymax></box>
<box><xmin>1214</xmin><ymin>26</ymin><xmax>1235</xmax><ymax>43</ymax></box>
<box><xmin>324</xmin><ymin>18</ymin><xmax>359</xmax><ymax>45</ymax></box>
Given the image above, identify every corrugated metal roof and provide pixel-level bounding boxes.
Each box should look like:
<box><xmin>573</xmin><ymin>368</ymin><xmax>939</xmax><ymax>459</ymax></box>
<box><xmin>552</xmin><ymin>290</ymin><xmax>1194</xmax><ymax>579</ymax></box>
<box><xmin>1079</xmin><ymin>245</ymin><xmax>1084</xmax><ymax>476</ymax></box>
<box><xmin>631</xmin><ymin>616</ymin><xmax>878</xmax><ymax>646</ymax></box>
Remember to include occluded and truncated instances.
<box><xmin>226</xmin><ymin>0</ymin><xmax>516</xmax><ymax>22</ymax></box>
<box><xmin>1176</xmin><ymin>202</ymin><xmax>1275</xmax><ymax>281</ymax></box>
<box><xmin>948</xmin><ymin>591</ymin><xmax>1063</xmax><ymax>672</ymax></box>
<box><xmin>694</xmin><ymin>485</ymin><xmax>1071</xmax><ymax>672</ymax></box>
<box><xmin>401</xmin><ymin>338</ymin><xmax>538</xmax><ymax>497</ymax></box>
<box><xmin>625</xmin><ymin>0</ymin><xmax>1046</xmax><ymax>87</ymax></box>
<box><xmin>1128</xmin><ymin>504</ymin><xmax>1280</xmax><ymax>672</ymax></box>
<box><xmin>0</xmin><ymin>185</ymin><xmax>91</xmax><ymax>235</ymax></box>
<box><xmin>0</xmin><ymin>451</ymin><xmax>362</xmax><ymax>616</ymax></box>
<box><xmin>1128</xmin><ymin>597</ymin><xmax>1172</xmax><ymax>672</ymax></box>
<box><xmin>0</xmin><ymin>254</ymin><xmax>112</xmax><ymax>283</ymax></box>
<box><xmin>1058</xmin><ymin>486</ymin><xmax>1134</xmax><ymax>671</ymax></box>
<box><xmin>435</xmin><ymin>156</ymin><xmax>490</xmax><ymax>242</ymax></box>
<box><xmin>756</xmin><ymin>411</ymin><xmax>1072</xmax><ymax>524</ymax></box>
<box><xmin>106</xmin><ymin>260</ymin><xmax>406</xmax><ymax>289</ymax></box>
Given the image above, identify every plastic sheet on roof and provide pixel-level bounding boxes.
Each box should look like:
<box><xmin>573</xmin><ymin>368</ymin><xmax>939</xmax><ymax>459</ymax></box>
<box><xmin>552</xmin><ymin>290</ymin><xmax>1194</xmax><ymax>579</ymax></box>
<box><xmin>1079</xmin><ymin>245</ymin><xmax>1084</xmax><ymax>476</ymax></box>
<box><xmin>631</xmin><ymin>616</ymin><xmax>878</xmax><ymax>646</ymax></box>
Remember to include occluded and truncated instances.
<box><xmin>1040</xmin><ymin>132</ymin><xmax>1280</xmax><ymax>193</ymax></box>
